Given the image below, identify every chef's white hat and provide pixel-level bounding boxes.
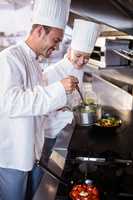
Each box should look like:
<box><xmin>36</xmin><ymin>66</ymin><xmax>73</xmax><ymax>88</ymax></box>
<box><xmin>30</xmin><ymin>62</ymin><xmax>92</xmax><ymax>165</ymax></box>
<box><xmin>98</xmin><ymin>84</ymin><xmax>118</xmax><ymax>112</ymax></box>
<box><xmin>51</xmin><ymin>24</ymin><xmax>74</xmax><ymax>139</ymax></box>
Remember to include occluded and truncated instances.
<box><xmin>32</xmin><ymin>0</ymin><xmax>71</xmax><ymax>30</ymax></box>
<box><xmin>71</xmin><ymin>19</ymin><xmax>101</xmax><ymax>53</ymax></box>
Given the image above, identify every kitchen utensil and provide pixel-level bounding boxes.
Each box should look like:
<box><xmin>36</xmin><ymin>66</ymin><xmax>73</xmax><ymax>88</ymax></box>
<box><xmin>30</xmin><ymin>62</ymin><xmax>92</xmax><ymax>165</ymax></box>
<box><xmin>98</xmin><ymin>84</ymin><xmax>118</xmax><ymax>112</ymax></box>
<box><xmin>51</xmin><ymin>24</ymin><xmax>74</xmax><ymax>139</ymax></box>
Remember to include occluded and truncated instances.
<box><xmin>40</xmin><ymin>163</ymin><xmax>68</xmax><ymax>186</ymax></box>
<box><xmin>39</xmin><ymin>162</ymin><xmax>100</xmax><ymax>190</ymax></box>
<box><xmin>73</xmin><ymin>104</ymin><xmax>102</xmax><ymax>126</ymax></box>
<box><xmin>76</xmin><ymin>85</ymin><xmax>86</xmax><ymax>106</ymax></box>
<box><xmin>94</xmin><ymin>116</ymin><xmax>122</xmax><ymax>130</ymax></box>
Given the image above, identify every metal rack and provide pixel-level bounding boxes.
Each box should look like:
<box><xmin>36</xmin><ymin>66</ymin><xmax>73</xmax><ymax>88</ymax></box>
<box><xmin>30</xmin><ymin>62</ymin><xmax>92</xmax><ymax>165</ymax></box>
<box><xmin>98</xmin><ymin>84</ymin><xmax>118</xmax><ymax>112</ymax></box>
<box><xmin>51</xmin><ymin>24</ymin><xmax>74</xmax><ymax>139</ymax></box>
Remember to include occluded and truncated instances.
<box><xmin>113</xmin><ymin>49</ymin><xmax>133</xmax><ymax>62</ymax></box>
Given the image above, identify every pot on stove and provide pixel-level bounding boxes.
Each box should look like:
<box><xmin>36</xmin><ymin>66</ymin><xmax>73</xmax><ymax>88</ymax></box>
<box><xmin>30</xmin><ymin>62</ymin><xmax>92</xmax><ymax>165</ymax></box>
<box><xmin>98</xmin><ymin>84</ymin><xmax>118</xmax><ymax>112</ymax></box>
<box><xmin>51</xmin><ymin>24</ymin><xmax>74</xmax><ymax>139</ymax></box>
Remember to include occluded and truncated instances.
<box><xmin>73</xmin><ymin>104</ymin><xmax>102</xmax><ymax>126</ymax></box>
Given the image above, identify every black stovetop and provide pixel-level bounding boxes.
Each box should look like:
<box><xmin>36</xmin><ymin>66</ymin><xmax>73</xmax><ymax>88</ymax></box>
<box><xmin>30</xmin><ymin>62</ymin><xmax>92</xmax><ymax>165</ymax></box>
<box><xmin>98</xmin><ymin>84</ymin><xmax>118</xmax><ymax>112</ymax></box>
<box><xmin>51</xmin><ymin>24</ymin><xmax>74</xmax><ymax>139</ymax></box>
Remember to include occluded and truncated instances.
<box><xmin>56</xmin><ymin>109</ymin><xmax>133</xmax><ymax>200</ymax></box>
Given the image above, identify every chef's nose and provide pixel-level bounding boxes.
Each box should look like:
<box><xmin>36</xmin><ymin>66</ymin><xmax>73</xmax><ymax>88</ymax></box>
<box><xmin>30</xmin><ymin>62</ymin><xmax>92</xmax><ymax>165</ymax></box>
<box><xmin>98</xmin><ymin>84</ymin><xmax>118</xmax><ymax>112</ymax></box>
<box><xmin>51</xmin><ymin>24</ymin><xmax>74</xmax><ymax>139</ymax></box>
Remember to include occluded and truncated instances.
<box><xmin>79</xmin><ymin>56</ymin><xmax>84</xmax><ymax>64</ymax></box>
<box><xmin>55</xmin><ymin>43</ymin><xmax>60</xmax><ymax>50</ymax></box>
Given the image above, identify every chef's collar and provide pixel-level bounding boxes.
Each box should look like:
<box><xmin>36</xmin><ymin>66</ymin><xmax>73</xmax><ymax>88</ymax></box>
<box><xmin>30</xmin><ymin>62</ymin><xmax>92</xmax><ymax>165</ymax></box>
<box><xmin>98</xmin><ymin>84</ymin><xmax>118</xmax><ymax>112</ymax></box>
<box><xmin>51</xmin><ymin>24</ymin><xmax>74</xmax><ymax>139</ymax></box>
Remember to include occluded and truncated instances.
<box><xmin>19</xmin><ymin>41</ymin><xmax>37</xmax><ymax>60</ymax></box>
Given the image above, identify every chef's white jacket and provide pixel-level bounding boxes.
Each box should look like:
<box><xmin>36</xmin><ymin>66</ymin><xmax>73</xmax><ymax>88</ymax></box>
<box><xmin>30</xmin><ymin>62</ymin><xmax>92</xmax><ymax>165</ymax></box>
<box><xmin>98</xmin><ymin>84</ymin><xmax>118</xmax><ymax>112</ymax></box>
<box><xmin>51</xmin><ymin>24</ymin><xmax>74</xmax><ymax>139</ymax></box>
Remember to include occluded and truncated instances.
<box><xmin>43</xmin><ymin>56</ymin><xmax>84</xmax><ymax>138</ymax></box>
<box><xmin>0</xmin><ymin>41</ymin><xmax>67</xmax><ymax>171</ymax></box>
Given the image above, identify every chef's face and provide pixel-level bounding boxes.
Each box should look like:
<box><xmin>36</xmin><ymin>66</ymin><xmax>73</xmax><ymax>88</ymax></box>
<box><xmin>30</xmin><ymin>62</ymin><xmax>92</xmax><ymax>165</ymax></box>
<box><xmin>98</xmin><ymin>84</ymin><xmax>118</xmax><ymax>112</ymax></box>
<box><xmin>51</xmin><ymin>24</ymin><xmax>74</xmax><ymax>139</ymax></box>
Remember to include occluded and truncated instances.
<box><xmin>68</xmin><ymin>49</ymin><xmax>90</xmax><ymax>69</ymax></box>
<box><xmin>38</xmin><ymin>26</ymin><xmax>64</xmax><ymax>58</ymax></box>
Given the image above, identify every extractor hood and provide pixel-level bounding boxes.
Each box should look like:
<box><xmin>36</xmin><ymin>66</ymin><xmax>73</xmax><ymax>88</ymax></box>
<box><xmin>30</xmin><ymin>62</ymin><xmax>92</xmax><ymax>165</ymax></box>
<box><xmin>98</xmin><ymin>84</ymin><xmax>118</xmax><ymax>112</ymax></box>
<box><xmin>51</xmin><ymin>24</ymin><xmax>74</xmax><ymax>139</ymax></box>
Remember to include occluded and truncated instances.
<box><xmin>0</xmin><ymin>0</ymin><xmax>132</xmax><ymax>35</ymax></box>
<box><xmin>69</xmin><ymin>0</ymin><xmax>133</xmax><ymax>35</ymax></box>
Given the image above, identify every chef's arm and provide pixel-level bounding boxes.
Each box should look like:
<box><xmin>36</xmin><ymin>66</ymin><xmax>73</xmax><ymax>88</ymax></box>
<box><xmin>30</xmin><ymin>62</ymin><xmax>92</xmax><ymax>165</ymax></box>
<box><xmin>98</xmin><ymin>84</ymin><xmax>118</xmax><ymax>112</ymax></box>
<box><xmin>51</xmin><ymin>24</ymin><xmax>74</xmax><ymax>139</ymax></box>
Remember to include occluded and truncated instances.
<box><xmin>1</xmin><ymin>77</ymin><xmax>78</xmax><ymax>117</ymax></box>
<box><xmin>1</xmin><ymin>83</ymin><xmax>67</xmax><ymax>117</ymax></box>
<box><xmin>0</xmin><ymin>55</ymin><xmax>78</xmax><ymax>117</ymax></box>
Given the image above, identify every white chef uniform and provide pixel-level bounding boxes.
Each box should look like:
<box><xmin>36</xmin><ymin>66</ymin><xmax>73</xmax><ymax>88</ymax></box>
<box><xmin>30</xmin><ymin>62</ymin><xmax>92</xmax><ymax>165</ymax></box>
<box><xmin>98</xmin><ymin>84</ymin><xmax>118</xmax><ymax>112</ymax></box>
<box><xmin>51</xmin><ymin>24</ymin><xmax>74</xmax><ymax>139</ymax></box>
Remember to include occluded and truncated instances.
<box><xmin>0</xmin><ymin>41</ymin><xmax>67</xmax><ymax>171</ymax></box>
<box><xmin>0</xmin><ymin>0</ymin><xmax>71</xmax><ymax>172</ymax></box>
<box><xmin>44</xmin><ymin>56</ymin><xmax>84</xmax><ymax>138</ymax></box>
<box><xmin>43</xmin><ymin>19</ymin><xmax>101</xmax><ymax>139</ymax></box>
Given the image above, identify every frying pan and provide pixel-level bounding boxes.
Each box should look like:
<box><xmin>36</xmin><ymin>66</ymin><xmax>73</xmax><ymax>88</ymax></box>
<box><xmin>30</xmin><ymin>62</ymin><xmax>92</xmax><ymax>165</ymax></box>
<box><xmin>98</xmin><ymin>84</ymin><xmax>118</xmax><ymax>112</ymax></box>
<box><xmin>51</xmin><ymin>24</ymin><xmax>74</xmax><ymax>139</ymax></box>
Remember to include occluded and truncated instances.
<box><xmin>39</xmin><ymin>162</ymin><xmax>100</xmax><ymax>190</ymax></box>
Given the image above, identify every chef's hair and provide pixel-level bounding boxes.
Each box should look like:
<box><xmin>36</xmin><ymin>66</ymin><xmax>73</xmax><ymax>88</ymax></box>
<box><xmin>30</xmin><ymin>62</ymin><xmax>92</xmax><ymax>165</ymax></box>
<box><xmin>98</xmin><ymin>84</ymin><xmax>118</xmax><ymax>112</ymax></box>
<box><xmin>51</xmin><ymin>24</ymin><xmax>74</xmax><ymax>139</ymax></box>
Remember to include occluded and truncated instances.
<box><xmin>31</xmin><ymin>24</ymin><xmax>52</xmax><ymax>34</ymax></box>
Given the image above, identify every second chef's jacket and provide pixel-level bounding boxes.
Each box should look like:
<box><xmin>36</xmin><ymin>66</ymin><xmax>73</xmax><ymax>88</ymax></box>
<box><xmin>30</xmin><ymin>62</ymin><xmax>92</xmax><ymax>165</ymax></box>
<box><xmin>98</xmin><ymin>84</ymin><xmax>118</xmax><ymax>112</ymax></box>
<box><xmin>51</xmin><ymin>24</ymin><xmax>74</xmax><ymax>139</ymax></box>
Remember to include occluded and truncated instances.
<box><xmin>43</xmin><ymin>55</ymin><xmax>84</xmax><ymax>138</ymax></box>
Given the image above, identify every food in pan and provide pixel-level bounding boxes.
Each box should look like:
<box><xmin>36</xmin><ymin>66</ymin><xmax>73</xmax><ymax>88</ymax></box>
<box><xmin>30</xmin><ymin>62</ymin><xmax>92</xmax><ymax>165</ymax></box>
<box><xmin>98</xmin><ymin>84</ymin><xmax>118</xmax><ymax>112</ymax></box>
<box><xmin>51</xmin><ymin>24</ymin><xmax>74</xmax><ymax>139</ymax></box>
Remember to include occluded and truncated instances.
<box><xmin>95</xmin><ymin>117</ymin><xmax>122</xmax><ymax>128</ymax></box>
<box><xmin>69</xmin><ymin>184</ymin><xmax>99</xmax><ymax>200</ymax></box>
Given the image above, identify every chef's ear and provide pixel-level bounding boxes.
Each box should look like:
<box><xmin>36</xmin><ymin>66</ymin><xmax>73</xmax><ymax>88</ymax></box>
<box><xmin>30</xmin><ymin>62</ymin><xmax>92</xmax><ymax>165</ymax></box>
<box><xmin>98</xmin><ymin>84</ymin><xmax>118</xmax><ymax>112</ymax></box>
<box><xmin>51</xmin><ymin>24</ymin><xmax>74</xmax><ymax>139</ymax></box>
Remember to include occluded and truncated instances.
<box><xmin>37</xmin><ymin>25</ymin><xmax>44</xmax><ymax>37</ymax></box>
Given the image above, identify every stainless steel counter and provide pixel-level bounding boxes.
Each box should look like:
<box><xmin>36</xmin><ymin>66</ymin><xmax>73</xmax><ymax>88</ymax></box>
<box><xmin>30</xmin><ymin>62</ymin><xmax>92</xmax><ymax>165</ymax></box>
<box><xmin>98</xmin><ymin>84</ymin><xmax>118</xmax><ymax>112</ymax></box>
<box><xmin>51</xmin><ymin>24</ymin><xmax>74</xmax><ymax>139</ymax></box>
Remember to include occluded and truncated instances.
<box><xmin>99</xmin><ymin>67</ymin><xmax>133</xmax><ymax>87</ymax></box>
<box><xmin>33</xmin><ymin>123</ymin><xmax>75</xmax><ymax>200</ymax></box>
<box><xmin>92</xmin><ymin>74</ymin><xmax>133</xmax><ymax>110</ymax></box>
<box><xmin>85</xmin><ymin>65</ymin><xmax>133</xmax><ymax>88</ymax></box>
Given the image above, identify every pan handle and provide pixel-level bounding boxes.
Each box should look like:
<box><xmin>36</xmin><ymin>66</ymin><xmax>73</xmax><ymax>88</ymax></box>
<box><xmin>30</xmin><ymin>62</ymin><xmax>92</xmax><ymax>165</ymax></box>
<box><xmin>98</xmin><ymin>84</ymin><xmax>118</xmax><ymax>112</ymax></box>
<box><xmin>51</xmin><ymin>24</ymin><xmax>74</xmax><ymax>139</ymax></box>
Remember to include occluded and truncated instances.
<box><xmin>39</xmin><ymin>163</ymin><xmax>68</xmax><ymax>186</ymax></box>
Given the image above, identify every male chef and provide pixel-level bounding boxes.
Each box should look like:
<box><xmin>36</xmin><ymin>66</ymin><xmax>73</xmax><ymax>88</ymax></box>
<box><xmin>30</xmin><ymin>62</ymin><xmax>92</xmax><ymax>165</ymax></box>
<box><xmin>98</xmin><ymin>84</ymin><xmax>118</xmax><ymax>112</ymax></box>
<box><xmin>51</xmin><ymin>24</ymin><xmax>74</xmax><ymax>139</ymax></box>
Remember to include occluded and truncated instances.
<box><xmin>0</xmin><ymin>0</ymin><xmax>80</xmax><ymax>200</ymax></box>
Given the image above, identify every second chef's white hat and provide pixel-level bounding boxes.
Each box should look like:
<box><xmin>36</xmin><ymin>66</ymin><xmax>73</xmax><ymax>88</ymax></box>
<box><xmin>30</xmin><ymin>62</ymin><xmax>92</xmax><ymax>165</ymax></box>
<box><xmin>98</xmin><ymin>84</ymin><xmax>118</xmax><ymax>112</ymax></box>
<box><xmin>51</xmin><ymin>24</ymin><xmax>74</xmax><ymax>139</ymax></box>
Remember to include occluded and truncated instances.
<box><xmin>71</xmin><ymin>19</ymin><xmax>101</xmax><ymax>53</ymax></box>
<box><xmin>32</xmin><ymin>0</ymin><xmax>71</xmax><ymax>30</ymax></box>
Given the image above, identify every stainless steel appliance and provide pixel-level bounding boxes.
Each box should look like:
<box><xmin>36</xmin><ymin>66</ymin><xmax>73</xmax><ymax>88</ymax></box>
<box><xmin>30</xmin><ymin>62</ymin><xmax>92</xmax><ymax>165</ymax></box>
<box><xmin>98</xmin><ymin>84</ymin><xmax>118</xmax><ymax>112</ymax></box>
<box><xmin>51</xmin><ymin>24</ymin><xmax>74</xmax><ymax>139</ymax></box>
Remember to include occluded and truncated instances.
<box><xmin>89</xmin><ymin>38</ymin><xmax>130</xmax><ymax>68</ymax></box>
<box><xmin>73</xmin><ymin>104</ymin><xmax>101</xmax><ymax>126</ymax></box>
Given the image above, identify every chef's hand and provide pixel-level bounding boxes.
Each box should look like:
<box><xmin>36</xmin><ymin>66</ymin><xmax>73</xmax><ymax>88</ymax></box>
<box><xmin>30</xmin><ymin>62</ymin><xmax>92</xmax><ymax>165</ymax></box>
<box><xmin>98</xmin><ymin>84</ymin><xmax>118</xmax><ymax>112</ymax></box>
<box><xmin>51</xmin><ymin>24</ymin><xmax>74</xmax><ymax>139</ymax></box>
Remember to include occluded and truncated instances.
<box><xmin>60</xmin><ymin>75</ymin><xmax>79</xmax><ymax>93</ymax></box>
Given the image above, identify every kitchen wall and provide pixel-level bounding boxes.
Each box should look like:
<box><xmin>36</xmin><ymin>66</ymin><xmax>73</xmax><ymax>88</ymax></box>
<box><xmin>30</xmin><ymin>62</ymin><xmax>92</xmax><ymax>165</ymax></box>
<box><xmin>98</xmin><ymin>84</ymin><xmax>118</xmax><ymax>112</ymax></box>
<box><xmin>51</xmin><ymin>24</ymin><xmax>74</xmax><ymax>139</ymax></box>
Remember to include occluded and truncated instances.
<box><xmin>0</xmin><ymin>5</ymin><xmax>32</xmax><ymax>34</ymax></box>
